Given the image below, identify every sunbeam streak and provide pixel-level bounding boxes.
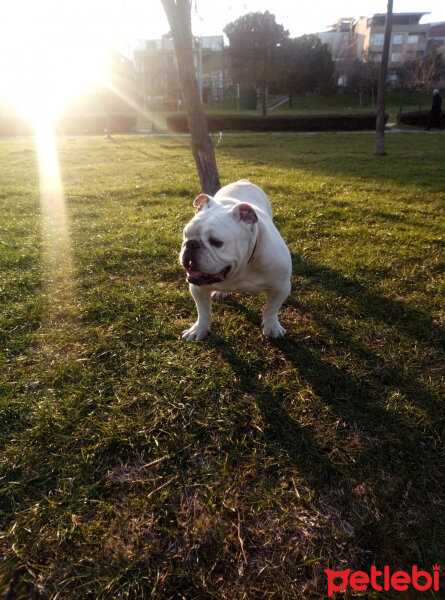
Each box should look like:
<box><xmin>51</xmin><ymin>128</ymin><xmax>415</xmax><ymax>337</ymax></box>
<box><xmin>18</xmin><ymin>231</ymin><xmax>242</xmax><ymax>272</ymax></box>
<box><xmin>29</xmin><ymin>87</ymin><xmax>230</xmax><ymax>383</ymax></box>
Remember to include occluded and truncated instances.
<box><xmin>35</xmin><ymin>117</ymin><xmax>77</xmax><ymax>328</ymax></box>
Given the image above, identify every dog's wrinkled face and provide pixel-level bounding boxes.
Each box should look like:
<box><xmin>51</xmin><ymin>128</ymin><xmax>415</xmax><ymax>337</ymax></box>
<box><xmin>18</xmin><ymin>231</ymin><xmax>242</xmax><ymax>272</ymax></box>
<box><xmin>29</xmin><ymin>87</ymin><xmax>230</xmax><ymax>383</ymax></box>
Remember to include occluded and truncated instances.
<box><xmin>180</xmin><ymin>194</ymin><xmax>257</xmax><ymax>286</ymax></box>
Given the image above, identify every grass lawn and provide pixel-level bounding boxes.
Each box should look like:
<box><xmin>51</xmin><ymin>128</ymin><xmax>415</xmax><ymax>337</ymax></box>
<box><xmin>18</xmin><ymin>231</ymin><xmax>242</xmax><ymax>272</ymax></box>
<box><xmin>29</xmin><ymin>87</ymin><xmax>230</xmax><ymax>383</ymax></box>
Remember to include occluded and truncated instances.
<box><xmin>0</xmin><ymin>132</ymin><xmax>444</xmax><ymax>599</ymax></box>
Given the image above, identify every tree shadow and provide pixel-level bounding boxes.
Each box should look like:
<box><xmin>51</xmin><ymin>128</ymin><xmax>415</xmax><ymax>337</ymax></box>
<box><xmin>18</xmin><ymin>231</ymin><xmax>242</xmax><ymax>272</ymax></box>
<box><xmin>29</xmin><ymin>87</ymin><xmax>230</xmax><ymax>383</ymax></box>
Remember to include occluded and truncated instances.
<box><xmin>204</xmin><ymin>255</ymin><xmax>444</xmax><ymax>563</ymax></box>
<box><xmin>217</xmin><ymin>133</ymin><xmax>445</xmax><ymax>190</ymax></box>
<box><xmin>291</xmin><ymin>255</ymin><xmax>444</xmax><ymax>352</ymax></box>
<box><xmin>208</xmin><ymin>335</ymin><xmax>341</xmax><ymax>488</ymax></box>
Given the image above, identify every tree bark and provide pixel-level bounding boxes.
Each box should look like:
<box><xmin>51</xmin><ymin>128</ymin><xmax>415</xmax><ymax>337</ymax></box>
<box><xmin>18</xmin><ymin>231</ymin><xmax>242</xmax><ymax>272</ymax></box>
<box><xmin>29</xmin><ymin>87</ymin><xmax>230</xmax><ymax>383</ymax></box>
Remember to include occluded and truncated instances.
<box><xmin>374</xmin><ymin>0</ymin><xmax>393</xmax><ymax>155</ymax></box>
<box><xmin>161</xmin><ymin>0</ymin><xmax>220</xmax><ymax>195</ymax></box>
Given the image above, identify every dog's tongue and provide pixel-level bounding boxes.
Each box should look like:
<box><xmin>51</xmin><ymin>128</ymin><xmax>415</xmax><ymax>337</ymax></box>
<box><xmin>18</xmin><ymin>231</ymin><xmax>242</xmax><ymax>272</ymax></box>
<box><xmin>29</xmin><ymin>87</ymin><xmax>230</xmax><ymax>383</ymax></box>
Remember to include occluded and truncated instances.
<box><xmin>187</xmin><ymin>267</ymin><xmax>226</xmax><ymax>279</ymax></box>
<box><xmin>187</xmin><ymin>268</ymin><xmax>203</xmax><ymax>278</ymax></box>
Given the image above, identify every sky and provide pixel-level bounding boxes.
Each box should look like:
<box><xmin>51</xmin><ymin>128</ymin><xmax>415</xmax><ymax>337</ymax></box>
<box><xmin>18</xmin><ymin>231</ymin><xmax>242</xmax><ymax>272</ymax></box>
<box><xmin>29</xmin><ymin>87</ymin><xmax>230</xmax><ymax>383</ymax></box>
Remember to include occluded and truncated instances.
<box><xmin>2</xmin><ymin>1</ymin><xmax>444</xmax><ymax>58</ymax></box>
<box><xmin>119</xmin><ymin>0</ymin><xmax>445</xmax><ymax>51</ymax></box>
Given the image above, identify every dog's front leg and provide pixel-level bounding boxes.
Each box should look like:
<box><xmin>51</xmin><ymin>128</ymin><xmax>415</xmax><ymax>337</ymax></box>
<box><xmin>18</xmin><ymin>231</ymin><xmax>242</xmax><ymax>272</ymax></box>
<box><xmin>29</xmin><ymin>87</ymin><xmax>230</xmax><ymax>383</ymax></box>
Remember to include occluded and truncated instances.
<box><xmin>182</xmin><ymin>285</ymin><xmax>212</xmax><ymax>341</ymax></box>
<box><xmin>262</xmin><ymin>282</ymin><xmax>291</xmax><ymax>338</ymax></box>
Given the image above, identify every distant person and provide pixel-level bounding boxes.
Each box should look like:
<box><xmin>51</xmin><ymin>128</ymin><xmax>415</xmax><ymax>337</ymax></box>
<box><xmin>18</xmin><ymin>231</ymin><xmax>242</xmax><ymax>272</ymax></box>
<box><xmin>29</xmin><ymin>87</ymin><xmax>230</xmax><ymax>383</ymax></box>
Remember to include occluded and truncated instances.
<box><xmin>426</xmin><ymin>89</ymin><xmax>442</xmax><ymax>131</ymax></box>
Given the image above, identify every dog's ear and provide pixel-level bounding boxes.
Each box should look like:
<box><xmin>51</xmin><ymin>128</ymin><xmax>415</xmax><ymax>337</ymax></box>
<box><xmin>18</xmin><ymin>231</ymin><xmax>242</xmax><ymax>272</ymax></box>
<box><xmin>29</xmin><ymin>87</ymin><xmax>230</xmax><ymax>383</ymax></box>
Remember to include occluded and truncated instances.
<box><xmin>193</xmin><ymin>194</ymin><xmax>213</xmax><ymax>213</ymax></box>
<box><xmin>232</xmin><ymin>203</ymin><xmax>258</xmax><ymax>225</ymax></box>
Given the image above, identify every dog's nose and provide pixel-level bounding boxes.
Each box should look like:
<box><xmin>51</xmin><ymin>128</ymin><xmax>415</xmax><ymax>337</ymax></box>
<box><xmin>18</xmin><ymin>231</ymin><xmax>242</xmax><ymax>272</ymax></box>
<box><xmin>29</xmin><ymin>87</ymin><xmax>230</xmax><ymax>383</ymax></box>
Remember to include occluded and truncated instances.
<box><xmin>185</xmin><ymin>239</ymin><xmax>200</xmax><ymax>250</ymax></box>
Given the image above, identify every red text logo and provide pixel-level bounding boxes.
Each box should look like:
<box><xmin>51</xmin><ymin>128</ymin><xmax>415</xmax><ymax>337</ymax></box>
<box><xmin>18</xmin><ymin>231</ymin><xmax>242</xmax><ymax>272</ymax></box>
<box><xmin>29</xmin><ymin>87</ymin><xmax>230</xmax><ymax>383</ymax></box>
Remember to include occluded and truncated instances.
<box><xmin>325</xmin><ymin>564</ymin><xmax>440</xmax><ymax>597</ymax></box>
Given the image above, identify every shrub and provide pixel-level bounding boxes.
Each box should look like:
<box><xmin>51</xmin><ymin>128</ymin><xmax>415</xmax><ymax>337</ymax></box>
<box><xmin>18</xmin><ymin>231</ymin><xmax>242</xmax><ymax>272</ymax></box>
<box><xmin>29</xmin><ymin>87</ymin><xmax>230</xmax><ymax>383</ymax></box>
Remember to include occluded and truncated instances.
<box><xmin>166</xmin><ymin>113</ymin><xmax>386</xmax><ymax>133</ymax></box>
<box><xmin>398</xmin><ymin>111</ymin><xmax>429</xmax><ymax>127</ymax></box>
<box><xmin>0</xmin><ymin>113</ymin><xmax>137</xmax><ymax>136</ymax></box>
<box><xmin>0</xmin><ymin>116</ymin><xmax>33</xmax><ymax>136</ymax></box>
<box><xmin>55</xmin><ymin>113</ymin><xmax>138</xmax><ymax>135</ymax></box>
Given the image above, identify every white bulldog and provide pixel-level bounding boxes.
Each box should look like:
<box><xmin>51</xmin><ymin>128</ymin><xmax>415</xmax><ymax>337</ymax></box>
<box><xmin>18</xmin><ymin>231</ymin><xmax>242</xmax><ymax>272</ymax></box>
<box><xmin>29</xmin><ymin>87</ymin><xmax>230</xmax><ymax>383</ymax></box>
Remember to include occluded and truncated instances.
<box><xmin>179</xmin><ymin>180</ymin><xmax>292</xmax><ymax>341</ymax></box>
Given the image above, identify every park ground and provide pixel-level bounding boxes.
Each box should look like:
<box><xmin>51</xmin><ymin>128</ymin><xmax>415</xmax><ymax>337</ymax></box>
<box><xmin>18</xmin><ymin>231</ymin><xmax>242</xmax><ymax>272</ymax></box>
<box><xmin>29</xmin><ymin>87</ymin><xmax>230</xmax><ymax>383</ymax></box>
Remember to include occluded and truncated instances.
<box><xmin>0</xmin><ymin>132</ymin><xmax>444</xmax><ymax>598</ymax></box>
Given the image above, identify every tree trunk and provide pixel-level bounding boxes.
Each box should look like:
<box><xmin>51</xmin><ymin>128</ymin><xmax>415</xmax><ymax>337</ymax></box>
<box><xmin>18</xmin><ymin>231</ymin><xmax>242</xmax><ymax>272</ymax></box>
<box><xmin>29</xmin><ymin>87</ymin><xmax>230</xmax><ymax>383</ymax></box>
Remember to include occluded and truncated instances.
<box><xmin>161</xmin><ymin>0</ymin><xmax>220</xmax><ymax>195</ymax></box>
<box><xmin>374</xmin><ymin>0</ymin><xmax>393</xmax><ymax>156</ymax></box>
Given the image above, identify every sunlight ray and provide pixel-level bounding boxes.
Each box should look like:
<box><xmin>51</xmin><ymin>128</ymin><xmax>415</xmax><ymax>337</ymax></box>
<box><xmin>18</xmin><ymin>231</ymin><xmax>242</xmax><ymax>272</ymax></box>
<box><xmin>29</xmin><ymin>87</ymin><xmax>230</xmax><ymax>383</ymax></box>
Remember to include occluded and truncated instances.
<box><xmin>35</xmin><ymin>116</ymin><xmax>78</xmax><ymax>331</ymax></box>
<box><xmin>104</xmin><ymin>81</ymin><xmax>166</xmax><ymax>132</ymax></box>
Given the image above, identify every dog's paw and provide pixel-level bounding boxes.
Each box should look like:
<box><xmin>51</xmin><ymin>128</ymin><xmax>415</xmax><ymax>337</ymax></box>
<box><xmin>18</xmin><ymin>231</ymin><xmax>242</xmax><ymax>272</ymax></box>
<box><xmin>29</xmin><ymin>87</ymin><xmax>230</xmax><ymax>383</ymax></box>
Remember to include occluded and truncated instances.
<box><xmin>182</xmin><ymin>323</ymin><xmax>209</xmax><ymax>342</ymax></box>
<box><xmin>211</xmin><ymin>291</ymin><xmax>228</xmax><ymax>301</ymax></box>
<box><xmin>262</xmin><ymin>320</ymin><xmax>287</xmax><ymax>338</ymax></box>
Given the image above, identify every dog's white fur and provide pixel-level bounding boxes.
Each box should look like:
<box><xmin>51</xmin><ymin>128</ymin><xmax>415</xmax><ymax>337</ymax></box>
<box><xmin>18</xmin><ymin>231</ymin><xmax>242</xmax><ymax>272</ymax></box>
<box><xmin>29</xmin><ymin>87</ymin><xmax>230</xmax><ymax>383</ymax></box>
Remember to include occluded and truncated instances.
<box><xmin>180</xmin><ymin>180</ymin><xmax>292</xmax><ymax>341</ymax></box>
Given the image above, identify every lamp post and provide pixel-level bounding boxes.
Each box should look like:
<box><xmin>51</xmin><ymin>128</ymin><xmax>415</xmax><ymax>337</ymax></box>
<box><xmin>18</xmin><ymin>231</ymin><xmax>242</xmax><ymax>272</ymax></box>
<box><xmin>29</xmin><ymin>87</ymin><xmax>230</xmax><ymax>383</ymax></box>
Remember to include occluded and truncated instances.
<box><xmin>374</xmin><ymin>0</ymin><xmax>393</xmax><ymax>155</ymax></box>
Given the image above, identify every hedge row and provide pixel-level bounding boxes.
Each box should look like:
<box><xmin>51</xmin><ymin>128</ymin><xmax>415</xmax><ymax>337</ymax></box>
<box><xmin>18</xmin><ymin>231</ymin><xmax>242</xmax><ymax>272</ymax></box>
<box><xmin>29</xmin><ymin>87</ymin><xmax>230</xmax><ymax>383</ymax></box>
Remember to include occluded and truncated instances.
<box><xmin>56</xmin><ymin>114</ymin><xmax>137</xmax><ymax>135</ymax></box>
<box><xmin>398</xmin><ymin>111</ymin><xmax>442</xmax><ymax>127</ymax></box>
<box><xmin>0</xmin><ymin>113</ymin><xmax>137</xmax><ymax>136</ymax></box>
<box><xmin>0</xmin><ymin>117</ymin><xmax>33</xmax><ymax>136</ymax></box>
<box><xmin>166</xmin><ymin>113</ymin><xmax>386</xmax><ymax>133</ymax></box>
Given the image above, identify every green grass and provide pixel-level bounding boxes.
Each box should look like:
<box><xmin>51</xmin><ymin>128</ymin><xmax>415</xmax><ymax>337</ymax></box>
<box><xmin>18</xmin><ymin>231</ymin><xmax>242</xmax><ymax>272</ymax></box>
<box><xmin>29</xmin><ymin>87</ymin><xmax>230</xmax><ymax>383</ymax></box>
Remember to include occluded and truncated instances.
<box><xmin>0</xmin><ymin>132</ymin><xmax>444</xmax><ymax>599</ymax></box>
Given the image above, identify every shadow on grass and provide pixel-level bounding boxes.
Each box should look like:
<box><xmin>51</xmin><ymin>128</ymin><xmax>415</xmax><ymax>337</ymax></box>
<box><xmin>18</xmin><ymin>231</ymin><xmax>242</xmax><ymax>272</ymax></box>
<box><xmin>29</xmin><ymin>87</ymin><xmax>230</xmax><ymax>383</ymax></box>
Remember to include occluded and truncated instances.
<box><xmin>217</xmin><ymin>133</ymin><xmax>445</xmax><ymax>190</ymax></box>
<box><xmin>205</xmin><ymin>256</ymin><xmax>444</xmax><ymax>563</ymax></box>
<box><xmin>292</xmin><ymin>255</ymin><xmax>444</xmax><ymax>350</ymax></box>
<box><xmin>208</xmin><ymin>334</ymin><xmax>341</xmax><ymax>487</ymax></box>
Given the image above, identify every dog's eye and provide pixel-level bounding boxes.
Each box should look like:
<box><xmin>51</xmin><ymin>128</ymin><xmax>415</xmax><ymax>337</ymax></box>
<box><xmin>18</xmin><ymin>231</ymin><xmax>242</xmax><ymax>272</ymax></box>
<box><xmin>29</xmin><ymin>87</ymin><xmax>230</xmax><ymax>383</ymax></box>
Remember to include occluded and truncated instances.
<box><xmin>209</xmin><ymin>238</ymin><xmax>223</xmax><ymax>248</ymax></box>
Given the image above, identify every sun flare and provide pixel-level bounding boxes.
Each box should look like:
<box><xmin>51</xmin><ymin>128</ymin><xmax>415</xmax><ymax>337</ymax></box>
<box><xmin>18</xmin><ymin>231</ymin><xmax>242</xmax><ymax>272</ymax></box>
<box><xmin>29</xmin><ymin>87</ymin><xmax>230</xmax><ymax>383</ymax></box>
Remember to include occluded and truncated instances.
<box><xmin>0</xmin><ymin>0</ymin><xmax>111</xmax><ymax>121</ymax></box>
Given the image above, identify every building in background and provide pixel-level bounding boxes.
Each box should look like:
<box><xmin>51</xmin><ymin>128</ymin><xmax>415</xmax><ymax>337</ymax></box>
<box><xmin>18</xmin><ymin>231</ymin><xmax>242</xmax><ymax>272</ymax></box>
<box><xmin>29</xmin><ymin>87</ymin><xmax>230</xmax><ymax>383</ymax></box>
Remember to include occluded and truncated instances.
<box><xmin>316</xmin><ymin>18</ymin><xmax>357</xmax><ymax>87</ymax></box>
<box><xmin>105</xmin><ymin>48</ymin><xmax>139</xmax><ymax>110</ymax></box>
<box><xmin>317</xmin><ymin>13</ymin><xmax>441</xmax><ymax>88</ymax></box>
<box><xmin>62</xmin><ymin>47</ymin><xmax>138</xmax><ymax>116</ymax></box>
<box><xmin>427</xmin><ymin>22</ymin><xmax>445</xmax><ymax>60</ymax></box>
<box><xmin>355</xmin><ymin>13</ymin><xmax>429</xmax><ymax>65</ymax></box>
<box><xmin>134</xmin><ymin>34</ymin><xmax>225</xmax><ymax>111</ymax></box>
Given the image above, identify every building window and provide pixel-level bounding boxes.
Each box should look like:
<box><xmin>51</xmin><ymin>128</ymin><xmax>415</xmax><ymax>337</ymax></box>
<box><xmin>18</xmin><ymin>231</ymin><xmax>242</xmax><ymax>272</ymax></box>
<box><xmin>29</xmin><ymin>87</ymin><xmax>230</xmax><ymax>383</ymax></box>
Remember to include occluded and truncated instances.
<box><xmin>393</xmin><ymin>33</ymin><xmax>404</xmax><ymax>44</ymax></box>
<box><xmin>211</xmin><ymin>71</ymin><xmax>223</xmax><ymax>89</ymax></box>
<box><xmin>370</xmin><ymin>33</ymin><xmax>384</xmax><ymax>46</ymax></box>
<box><xmin>202</xmin><ymin>36</ymin><xmax>223</xmax><ymax>51</ymax></box>
<box><xmin>391</xmin><ymin>53</ymin><xmax>403</xmax><ymax>63</ymax></box>
<box><xmin>407</xmin><ymin>33</ymin><xmax>425</xmax><ymax>44</ymax></box>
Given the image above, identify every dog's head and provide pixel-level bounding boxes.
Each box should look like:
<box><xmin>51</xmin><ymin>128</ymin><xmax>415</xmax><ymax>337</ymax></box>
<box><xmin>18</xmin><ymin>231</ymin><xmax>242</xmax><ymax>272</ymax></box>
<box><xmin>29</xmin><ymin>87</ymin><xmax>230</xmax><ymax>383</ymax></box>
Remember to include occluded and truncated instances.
<box><xmin>180</xmin><ymin>193</ymin><xmax>258</xmax><ymax>286</ymax></box>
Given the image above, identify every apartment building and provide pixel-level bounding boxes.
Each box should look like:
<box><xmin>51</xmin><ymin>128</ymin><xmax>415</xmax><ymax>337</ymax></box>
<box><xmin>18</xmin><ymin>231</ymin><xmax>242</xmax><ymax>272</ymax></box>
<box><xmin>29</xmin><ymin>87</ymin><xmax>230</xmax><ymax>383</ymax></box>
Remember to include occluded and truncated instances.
<box><xmin>353</xmin><ymin>12</ymin><xmax>430</xmax><ymax>65</ymax></box>
<box><xmin>61</xmin><ymin>48</ymin><xmax>138</xmax><ymax>116</ymax></box>
<box><xmin>317</xmin><ymin>12</ymin><xmax>439</xmax><ymax>86</ymax></box>
<box><xmin>428</xmin><ymin>22</ymin><xmax>445</xmax><ymax>53</ymax></box>
<box><xmin>134</xmin><ymin>35</ymin><xmax>225</xmax><ymax>110</ymax></box>
<box><xmin>317</xmin><ymin>18</ymin><xmax>355</xmax><ymax>59</ymax></box>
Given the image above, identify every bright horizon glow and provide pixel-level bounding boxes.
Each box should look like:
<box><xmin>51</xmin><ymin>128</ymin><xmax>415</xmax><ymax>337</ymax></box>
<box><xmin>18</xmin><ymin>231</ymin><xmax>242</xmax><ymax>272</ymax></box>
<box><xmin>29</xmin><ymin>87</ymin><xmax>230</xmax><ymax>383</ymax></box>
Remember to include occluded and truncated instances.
<box><xmin>0</xmin><ymin>45</ymin><xmax>107</xmax><ymax>121</ymax></box>
<box><xmin>0</xmin><ymin>1</ymin><xmax>114</xmax><ymax>121</ymax></box>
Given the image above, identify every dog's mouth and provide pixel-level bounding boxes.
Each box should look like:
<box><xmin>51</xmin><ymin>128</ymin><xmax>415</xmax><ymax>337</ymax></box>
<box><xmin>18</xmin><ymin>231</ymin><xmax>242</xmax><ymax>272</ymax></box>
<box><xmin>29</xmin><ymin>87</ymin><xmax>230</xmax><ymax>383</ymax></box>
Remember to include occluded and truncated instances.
<box><xmin>186</xmin><ymin>265</ymin><xmax>231</xmax><ymax>285</ymax></box>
